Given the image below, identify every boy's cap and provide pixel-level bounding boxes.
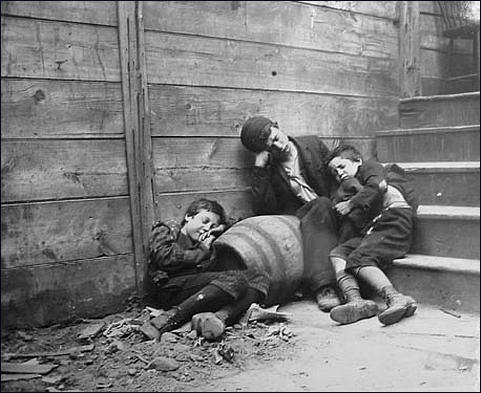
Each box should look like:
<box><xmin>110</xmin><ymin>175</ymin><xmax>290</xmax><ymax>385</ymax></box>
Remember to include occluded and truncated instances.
<box><xmin>240</xmin><ymin>116</ymin><xmax>275</xmax><ymax>152</ymax></box>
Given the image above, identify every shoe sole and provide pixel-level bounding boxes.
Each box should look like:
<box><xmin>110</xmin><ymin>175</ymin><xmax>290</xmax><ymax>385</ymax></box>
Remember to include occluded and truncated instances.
<box><xmin>197</xmin><ymin>316</ymin><xmax>225</xmax><ymax>340</ymax></box>
<box><xmin>330</xmin><ymin>301</ymin><xmax>379</xmax><ymax>325</ymax></box>
<box><xmin>378</xmin><ymin>301</ymin><xmax>417</xmax><ymax>326</ymax></box>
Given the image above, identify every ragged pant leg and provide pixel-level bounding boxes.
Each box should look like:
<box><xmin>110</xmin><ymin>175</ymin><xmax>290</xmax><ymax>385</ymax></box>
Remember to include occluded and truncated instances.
<box><xmin>296</xmin><ymin>197</ymin><xmax>339</xmax><ymax>293</ymax></box>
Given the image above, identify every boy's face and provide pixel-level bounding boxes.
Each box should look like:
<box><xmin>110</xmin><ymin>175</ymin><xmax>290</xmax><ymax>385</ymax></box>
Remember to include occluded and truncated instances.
<box><xmin>328</xmin><ymin>156</ymin><xmax>362</xmax><ymax>183</ymax></box>
<box><xmin>264</xmin><ymin>126</ymin><xmax>290</xmax><ymax>161</ymax></box>
<box><xmin>182</xmin><ymin>209</ymin><xmax>221</xmax><ymax>241</ymax></box>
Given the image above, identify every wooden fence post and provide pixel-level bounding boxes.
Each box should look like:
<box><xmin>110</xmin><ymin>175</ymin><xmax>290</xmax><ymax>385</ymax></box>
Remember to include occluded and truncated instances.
<box><xmin>118</xmin><ymin>1</ymin><xmax>154</xmax><ymax>296</ymax></box>
<box><xmin>399</xmin><ymin>1</ymin><xmax>422</xmax><ymax>97</ymax></box>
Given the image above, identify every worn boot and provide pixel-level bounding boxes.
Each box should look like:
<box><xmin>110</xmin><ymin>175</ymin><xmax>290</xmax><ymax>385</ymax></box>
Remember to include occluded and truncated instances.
<box><xmin>329</xmin><ymin>273</ymin><xmax>379</xmax><ymax>325</ymax></box>
<box><xmin>150</xmin><ymin>307</ymin><xmax>186</xmax><ymax>337</ymax></box>
<box><xmin>191</xmin><ymin>312</ymin><xmax>226</xmax><ymax>341</ymax></box>
<box><xmin>315</xmin><ymin>285</ymin><xmax>342</xmax><ymax>312</ymax></box>
<box><xmin>377</xmin><ymin>286</ymin><xmax>417</xmax><ymax>326</ymax></box>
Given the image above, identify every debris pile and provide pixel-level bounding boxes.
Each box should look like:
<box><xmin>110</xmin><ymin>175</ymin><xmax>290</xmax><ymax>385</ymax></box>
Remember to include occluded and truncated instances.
<box><xmin>1</xmin><ymin>303</ymin><xmax>296</xmax><ymax>392</ymax></box>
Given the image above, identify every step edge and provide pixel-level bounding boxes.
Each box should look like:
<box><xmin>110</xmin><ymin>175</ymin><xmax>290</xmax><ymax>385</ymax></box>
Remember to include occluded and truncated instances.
<box><xmin>393</xmin><ymin>254</ymin><xmax>480</xmax><ymax>275</ymax></box>
<box><xmin>376</xmin><ymin>124</ymin><xmax>480</xmax><ymax>136</ymax></box>
<box><xmin>400</xmin><ymin>91</ymin><xmax>480</xmax><ymax>103</ymax></box>
<box><xmin>382</xmin><ymin>162</ymin><xmax>480</xmax><ymax>172</ymax></box>
<box><xmin>416</xmin><ymin>205</ymin><xmax>480</xmax><ymax>220</ymax></box>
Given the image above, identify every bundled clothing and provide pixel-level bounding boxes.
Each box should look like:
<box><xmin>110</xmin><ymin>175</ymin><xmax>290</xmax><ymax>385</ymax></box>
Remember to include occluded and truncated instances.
<box><xmin>330</xmin><ymin>160</ymin><xmax>418</xmax><ymax>271</ymax></box>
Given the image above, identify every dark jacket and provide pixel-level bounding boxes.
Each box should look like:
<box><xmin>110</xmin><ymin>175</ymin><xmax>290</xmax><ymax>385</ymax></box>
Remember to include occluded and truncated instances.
<box><xmin>348</xmin><ymin>160</ymin><xmax>418</xmax><ymax>228</ymax></box>
<box><xmin>148</xmin><ymin>219</ymin><xmax>215</xmax><ymax>285</ymax></box>
<box><xmin>251</xmin><ymin>135</ymin><xmax>334</xmax><ymax>215</ymax></box>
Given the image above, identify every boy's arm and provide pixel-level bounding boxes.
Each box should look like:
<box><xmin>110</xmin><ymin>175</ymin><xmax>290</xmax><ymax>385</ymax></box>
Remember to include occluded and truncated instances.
<box><xmin>149</xmin><ymin>221</ymin><xmax>211</xmax><ymax>273</ymax></box>
<box><xmin>348</xmin><ymin>160</ymin><xmax>386</xmax><ymax>212</ymax></box>
<box><xmin>251</xmin><ymin>165</ymin><xmax>280</xmax><ymax>214</ymax></box>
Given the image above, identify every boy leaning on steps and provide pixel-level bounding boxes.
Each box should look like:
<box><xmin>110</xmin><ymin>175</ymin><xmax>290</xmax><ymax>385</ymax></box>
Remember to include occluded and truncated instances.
<box><xmin>325</xmin><ymin>144</ymin><xmax>418</xmax><ymax>326</ymax></box>
<box><xmin>145</xmin><ymin>198</ymin><xmax>270</xmax><ymax>340</ymax></box>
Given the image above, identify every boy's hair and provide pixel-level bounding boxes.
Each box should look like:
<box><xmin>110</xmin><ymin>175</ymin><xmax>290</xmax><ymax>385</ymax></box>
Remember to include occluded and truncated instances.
<box><xmin>182</xmin><ymin>198</ymin><xmax>226</xmax><ymax>225</ymax></box>
<box><xmin>325</xmin><ymin>144</ymin><xmax>364</xmax><ymax>167</ymax></box>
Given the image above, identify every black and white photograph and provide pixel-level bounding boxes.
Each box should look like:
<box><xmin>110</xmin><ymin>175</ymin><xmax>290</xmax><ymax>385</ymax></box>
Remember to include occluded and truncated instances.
<box><xmin>1</xmin><ymin>1</ymin><xmax>480</xmax><ymax>391</ymax></box>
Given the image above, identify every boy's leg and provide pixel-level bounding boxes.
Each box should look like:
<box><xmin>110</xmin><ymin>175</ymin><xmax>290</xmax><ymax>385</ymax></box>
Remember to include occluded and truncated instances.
<box><xmin>192</xmin><ymin>269</ymin><xmax>269</xmax><ymax>340</ymax></box>
<box><xmin>296</xmin><ymin>197</ymin><xmax>341</xmax><ymax>312</ymax></box>
<box><xmin>355</xmin><ymin>266</ymin><xmax>417</xmax><ymax>325</ymax></box>
<box><xmin>328</xmin><ymin>254</ymin><xmax>378</xmax><ymax>325</ymax></box>
<box><xmin>347</xmin><ymin>209</ymin><xmax>417</xmax><ymax>325</ymax></box>
<box><xmin>151</xmin><ymin>271</ymin><xmax>247</xmax><ymax>337</ymax></box>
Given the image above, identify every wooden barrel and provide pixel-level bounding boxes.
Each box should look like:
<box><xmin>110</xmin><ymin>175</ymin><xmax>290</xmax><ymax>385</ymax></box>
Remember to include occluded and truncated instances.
<box><xmin>213</xmin><ymin>215</ymin><xmax>303</xmax><ymax>306</ymax></box>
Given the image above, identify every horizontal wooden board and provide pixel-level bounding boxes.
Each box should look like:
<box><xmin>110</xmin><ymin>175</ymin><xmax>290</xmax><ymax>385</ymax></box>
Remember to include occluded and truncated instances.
<box><xmin>296</xmin><ymin>1</ymin><xmax>398</xmax><ymax>19</ymax></box>
<box><xmin>420</xmin><ymin>14</ymin><xmax>473</xmax><ymax>53</ymax></box>
<box><xmin>1</xmin><ymin>254</ymin><xmax>136</xmax><ymax>328</ymax></box>
<box><xmin>152</xmin><ymin>137</ymin><xmax>251</xmax><ymax>168</ymax></box>
<box><xmin>144</xmin><ymin>1</ymin><xmax>398</xmax><ymax>59</ymax></box>
<box><xmin>148</xmin><ymin>85</ymin><xmax>399</xmax><ymax>137</ymax></box>
<box><xmin>1</xmin><ymin>79</ymin><xmax>124</xmax><ymax>138</ymax></box>
<box><xmin>1</xmin><ymin>197</ymin><xmax>133</xmax><ymax>268</ymax></box>
<box><xmin>1</xmin><ymin>17</ymin><xmax>120</xmax><ymax>81</ymax></box>
<box><xmin>1</xmin><ymin>139</ymin><xmax>128</xmax><ymax>202</ymax></box>
<box><xmin>0</xmin><ymin>1</ymin><xmax>117</xmax><ymax>26</ymax></box>
<box><xmin>154</xmin><ymin>189</ymin><xmax>255</xmax><ymax>224</ymax></box>
<box><xmin>145</xmin><ymin>32</ymin><xmax>399</xmax><ymax>96</ymax></box>
<box><xmin>155</xmin><ymin>168</ymin><xmax>252</xmax><ymax>194</ymax></box>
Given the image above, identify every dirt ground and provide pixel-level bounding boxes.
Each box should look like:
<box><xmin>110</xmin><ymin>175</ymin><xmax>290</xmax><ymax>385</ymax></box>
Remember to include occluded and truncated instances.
<box><xmin>1</xmin><ymin>299</ymin><xmax>479</xmax><ymax>392</ymax></box>
<box><xmin>0</xmin><ymin>298</ymin><xmax>297</xmax><ymax>392</ymax></box>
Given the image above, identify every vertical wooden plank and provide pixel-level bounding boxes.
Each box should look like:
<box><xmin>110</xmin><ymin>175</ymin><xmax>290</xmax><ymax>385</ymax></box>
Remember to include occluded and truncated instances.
<box><xmin>136</xmin><ymin>1</ymin><xmax>155</xmax><ymax>290</ymax></box>
<box><xmin>118</xmin><ymin>1</ymin><xmax>154</xmax><ymax>296</ymax></box>
<box><xmin>399</xmin><ymin>1</ymin><xmax>422</xmax><ymax>97</ymax></box>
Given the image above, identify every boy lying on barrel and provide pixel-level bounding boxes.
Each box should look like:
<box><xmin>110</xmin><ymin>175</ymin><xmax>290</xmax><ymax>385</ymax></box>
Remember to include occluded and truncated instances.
<box><xmin>144</xmin><ymin>198</ymin><xmax>270</xmax><ymax>340</ymax></box>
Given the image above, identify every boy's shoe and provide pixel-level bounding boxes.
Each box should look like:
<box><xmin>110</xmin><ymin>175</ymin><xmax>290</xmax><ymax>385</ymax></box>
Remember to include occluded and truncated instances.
<box><xmin>191</xmin><ymin>312</ymin><xmax>225</xmax><ymax>341</ymax></box>
<box><xmin>378</xmin><ymin>288</ymin><xmax>417</xmax><ymax>326</ymax></box>
<box><xmin>139</xmin><ymin>321</ymin><xmax>160</xmax><ymax>340</ymax></box>
<box><xmin>330</xmin><ymin>300</ymin><xmax>379</xmax><ymax>325</ymax></box>
<box><xmin>316</xmin><ymin>285</ymin><xmax>342</xmax><ymax>312</ymax></box>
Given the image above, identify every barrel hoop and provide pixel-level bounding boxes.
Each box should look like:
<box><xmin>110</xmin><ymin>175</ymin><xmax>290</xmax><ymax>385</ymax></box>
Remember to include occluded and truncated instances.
<box><xmin>238</xmin><ymin>220</ymin><xmax>288</xmax><ymax>282</ymax></box>
<box><xmin>225</xmin><ymin>230</ymin><xmax>273</xmax><ymax>275</ymax></box>
<box><xmin>274</xmin><ymin>215</ymin><xmax>302</xmax><ymax>245</ymax></box>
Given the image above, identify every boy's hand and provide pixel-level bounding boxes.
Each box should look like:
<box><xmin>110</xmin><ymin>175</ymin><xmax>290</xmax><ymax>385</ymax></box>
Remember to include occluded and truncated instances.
<box><xmin>199</xmin><ymin>233</ymin><xmax>216</xmax><ymax>249</ymax></box>
<box><xmin>208</xmin><ymin>224</ymin><xmax>226</xmax><ymax>236</ymax></box>
<box><xmin>334</xmin><ymin>200</ymin><xmax>353</xmax><ymax>216</ymax></box>
<box><xmin>255</xmin><ymin>151</ymin><xmax>270</xmax><ymax>167</ymax></box>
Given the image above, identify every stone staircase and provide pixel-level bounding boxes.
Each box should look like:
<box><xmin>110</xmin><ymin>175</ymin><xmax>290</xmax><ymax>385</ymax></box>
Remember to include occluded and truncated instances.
<box><xmin>375</xmin><ymin>92</ymin><xmax>480</xmax><ymax>314</ymax></box>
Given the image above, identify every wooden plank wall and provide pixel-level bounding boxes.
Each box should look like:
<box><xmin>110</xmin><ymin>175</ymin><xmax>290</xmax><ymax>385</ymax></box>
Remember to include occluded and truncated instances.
<box><xmin>1</xmin><ymin>1</ymin><xmax>137</xmax><ymax>327</ymax></box>
<box><xmin>419</xmin><ymin>1</ymin><xmax>474</xmax><ymax>95</ymax></box>
<box><xmin>143</xmin><ymin>0</ymin><xmax>401</xmax><ymax>222</ymax></box>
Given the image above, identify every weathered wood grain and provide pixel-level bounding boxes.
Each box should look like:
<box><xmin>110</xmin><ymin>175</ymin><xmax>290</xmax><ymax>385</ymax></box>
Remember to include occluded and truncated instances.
<box><xmin>1</xmin><ymin>197</ymin><xmax>133</xmax><ymax>268</ymax></box>
<box><xmin>1</xmin><ymin>17</ymin><xmax>120</xmax><ymax>81</ymax></box>
<box><xmin>399</xmin><ymin>1</ymin><xmax>421</xmax><ymax>97</ymax></box>
<box><xmin>144</xmin><ymin>31</ymin><xmax>398</xmax><ymax>96</ymax></box>
<box><xmin>152</xmin><ymin>137</ymin><xmax>251</xmax><ymax>168</ymax></box>
<box><xmin>1</xmin><ymin>79</ymin><xmax>124</xmax><ymax>138</ymax></box>
<box><xmin>155</xmin><ymin>168</ymin><xmax>252</xmax><ymax>193</ymax></box>
<box><xmin>148</xmin><ymin>85</ymin><xmax>399</xmax><ymax>137</ymax></box>
<box><xmin>154</xmin><ymin>189</ymin><xmax>255</xmax><ymax>224</ymax></box>
<box><xmin>1</xmin><ymin>140</ymin><xmax>128</xmax><ymax>202</ymax></box>
<box><xmin>296</xmin><ymin>1</ymin><xmax>398</xmax><ymax>19</ymax></box>
<box><xmin>1</xmin><ymin>254</ymin><xmax>135</xmax><ymax>328</ymax></box>
<box><xmin>0</xmin><ymin>1</ymin><xmax>117</xmax><ymax>26</ymax></box>
<box><xmin>143</xmin><ymin>1</ymin><xmax>398</xmax><ymax>58</ymax></box>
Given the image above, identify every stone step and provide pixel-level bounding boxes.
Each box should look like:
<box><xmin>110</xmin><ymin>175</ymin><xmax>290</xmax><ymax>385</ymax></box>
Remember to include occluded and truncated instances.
<box><xmin>413</xmin><ymin>205</ymin><xmax>480</xmax><ymax>259</ymax></box>
<box><xmin>395</xmin><ymin>162</ymin><xmax>480</xmax><ymax>207</ymax></box>
<box><xmin>400</xmin><ymin>92</ymin><xmax>480</xmax><ymax>128</ymax></box>
<box><xmin>376</xmin><ymin>125</ymin><xmax>480</xmax><ymax>162</ymax></box>
<box><xmin>387</xmin><ymin>254</ymin><xmax>480</xmax><ymax>314</ymax></box>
